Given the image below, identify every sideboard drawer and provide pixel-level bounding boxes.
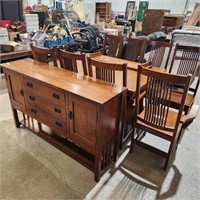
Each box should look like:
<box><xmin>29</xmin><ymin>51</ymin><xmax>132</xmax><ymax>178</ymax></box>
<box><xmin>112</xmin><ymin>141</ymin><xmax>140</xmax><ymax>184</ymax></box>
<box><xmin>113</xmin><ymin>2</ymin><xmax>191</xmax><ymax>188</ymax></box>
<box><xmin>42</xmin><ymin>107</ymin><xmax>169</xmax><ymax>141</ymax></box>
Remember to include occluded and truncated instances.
<box><xmin>27</xmin><ymin>103</ymin><xmax>68</xmax><ymax>137</ymax></box>
<box><xmin>23</xmin><ymin>77</ymin><xmax>66</xmax><ymax>105</ymax></box>
<box><xmin>25</xmin><ymin>91</ymin><xmax>67</xmax><ymax>120</ymax></box>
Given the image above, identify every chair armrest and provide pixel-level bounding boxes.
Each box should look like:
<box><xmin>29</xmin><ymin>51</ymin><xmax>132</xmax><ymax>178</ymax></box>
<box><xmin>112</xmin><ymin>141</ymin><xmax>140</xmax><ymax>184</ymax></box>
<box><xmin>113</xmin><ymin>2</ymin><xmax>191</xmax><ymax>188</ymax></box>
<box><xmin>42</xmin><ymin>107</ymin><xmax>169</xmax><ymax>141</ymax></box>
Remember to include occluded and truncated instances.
<box><xmin>181</xmin><ymin>104</ymin><xmax>199</xmax><ymax>129</ymax></box>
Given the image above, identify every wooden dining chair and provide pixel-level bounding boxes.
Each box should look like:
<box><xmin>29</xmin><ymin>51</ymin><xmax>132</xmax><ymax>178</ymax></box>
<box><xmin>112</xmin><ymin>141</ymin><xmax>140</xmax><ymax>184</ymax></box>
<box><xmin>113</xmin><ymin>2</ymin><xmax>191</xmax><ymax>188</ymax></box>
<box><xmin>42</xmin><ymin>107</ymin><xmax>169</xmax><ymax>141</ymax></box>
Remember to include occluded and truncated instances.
<box><xmin>144</xmin><ymin>40</ymin><xmax>173</xmax><ymax>69</ymax></box>
<box><xmin>58</xmin><ymin>49</ymin><xmax>88</xmax><ymax>75</ymax></box>
<box><xmin>130</xmin><ymin>65</ymin><xmax>192</xmax><ymax>170</ymax></box>
<box><xmin>102</xmin><ymin>34</ymin><xmax>123</xmax><ymax>58</ymax></box>
<box><xmin>168</xmin><ymin>44</ymin><xmax>200</xmax><ymax>114</ymax></box>
<box><xmin>123</xmin><ymin>38</ymin><xmax>147</xmax><ymax>63</ymax></box>
<box><xmin>87</xmin><ymin>57</ymin><xmax>127</xmax><ymax>86</ymax></box>
<box><xmin>30</xmin><ymin>43</ymin><xmax>57</xmax><ymax>66</ymax></box>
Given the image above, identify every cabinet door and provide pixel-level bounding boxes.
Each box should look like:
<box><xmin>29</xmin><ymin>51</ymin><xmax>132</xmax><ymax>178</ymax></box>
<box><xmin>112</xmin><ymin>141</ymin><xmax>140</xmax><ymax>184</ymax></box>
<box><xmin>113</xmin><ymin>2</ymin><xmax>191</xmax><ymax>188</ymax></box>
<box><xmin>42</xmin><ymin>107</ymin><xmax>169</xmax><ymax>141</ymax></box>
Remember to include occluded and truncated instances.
<box><xmin>4</xmin><ymin>69</ymin><xmax>26</xmax><ymax>111</ymax></box>
<box><xmin>68</xmin><ymin>94</ymin><xmax>97</xmax><ymax>153</ymax></box>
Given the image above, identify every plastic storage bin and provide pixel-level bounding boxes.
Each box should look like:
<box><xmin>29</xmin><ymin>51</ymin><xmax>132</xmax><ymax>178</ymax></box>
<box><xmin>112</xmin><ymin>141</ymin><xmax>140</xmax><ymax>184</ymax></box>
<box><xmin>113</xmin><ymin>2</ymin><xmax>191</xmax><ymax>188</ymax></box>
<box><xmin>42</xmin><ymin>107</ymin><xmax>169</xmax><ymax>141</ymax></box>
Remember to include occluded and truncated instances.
<box><xmin>44</xmin><ymin>36</ymin><xmax>75</xmax><ymax>48</ymax></box>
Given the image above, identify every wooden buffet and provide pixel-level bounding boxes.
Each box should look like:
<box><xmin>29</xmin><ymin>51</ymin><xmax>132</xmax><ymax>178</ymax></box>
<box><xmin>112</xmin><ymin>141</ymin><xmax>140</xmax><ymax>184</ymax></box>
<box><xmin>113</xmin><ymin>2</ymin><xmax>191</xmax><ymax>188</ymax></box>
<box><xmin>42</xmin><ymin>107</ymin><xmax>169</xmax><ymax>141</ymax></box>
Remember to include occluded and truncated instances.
<box><xmin>1</xmin><ymin>58</ymin><xmax>128</xmax><ymax>182</ymax></box>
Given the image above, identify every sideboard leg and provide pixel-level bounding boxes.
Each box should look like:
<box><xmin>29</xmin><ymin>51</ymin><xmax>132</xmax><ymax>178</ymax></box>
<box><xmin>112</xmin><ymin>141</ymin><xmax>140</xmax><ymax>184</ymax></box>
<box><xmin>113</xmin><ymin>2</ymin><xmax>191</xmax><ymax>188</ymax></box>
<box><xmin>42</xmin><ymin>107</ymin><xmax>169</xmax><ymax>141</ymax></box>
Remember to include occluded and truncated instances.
<box><xmin>12</xmin><ymin>108</ymin><xmax>21</xmax><ymax>128</ymax></box>
<box><xmin>94</xmin><ymin>154</ymin><xmax>101</xmax><ymax>182</ymax></box>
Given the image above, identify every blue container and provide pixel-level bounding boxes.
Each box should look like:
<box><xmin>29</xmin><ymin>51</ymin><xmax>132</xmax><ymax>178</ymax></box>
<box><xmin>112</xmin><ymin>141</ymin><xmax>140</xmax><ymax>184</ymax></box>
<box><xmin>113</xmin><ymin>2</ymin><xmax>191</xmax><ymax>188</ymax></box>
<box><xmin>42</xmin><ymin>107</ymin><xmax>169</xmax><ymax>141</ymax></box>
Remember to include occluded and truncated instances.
<box><xmin>67</xmin><ymin>36</ymin><xmax>74</xmax><ymax>44</ymax></box>
<box><xmin>44</xmin><ymin>40</ymin><xmax>59</xmax><ymax>48</ymax></box>
<box><xmin>44</xmin><ymin>36</ymin><xmax>75</xmax><ymax>48</ymax></box>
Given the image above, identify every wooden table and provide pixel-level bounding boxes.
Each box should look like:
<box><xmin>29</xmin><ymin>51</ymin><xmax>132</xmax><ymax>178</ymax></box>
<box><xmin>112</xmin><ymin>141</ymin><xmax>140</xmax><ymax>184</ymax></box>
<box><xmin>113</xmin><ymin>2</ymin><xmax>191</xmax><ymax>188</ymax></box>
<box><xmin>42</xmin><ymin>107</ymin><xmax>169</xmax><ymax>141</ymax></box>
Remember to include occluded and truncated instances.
<box><xmin>90</xmin><ymin>54</ymin><xmax>139</xmax><ymax>71</ymax></box>
<box><xmin>0</xmin><ymin>50</ymin><xmax>32</xmax><ymax>74</ymax></box>
<box><xmin>89</xmin><ymin>54</ymin><xmax>165</xmax><ymax>95</ymax></box>
<box><xmin>0</xmin><ymin>50</ymin><xmax>32</xmax><ymax>62</ymax></box>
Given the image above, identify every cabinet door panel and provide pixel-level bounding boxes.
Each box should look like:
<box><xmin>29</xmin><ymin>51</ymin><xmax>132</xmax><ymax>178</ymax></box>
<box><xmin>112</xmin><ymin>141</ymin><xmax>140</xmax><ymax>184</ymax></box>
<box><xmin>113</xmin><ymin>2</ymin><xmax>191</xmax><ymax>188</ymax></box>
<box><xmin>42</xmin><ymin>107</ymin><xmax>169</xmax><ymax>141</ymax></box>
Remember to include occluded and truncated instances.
<box><xmin>68</xmin><ymin>95</ymin><xmax>97</xmax><ymax>152</ymax></box>
<box><xmin>5</xmin><ymin>70</ymin><xmax>25</xmax><ymax>111</ymax></box>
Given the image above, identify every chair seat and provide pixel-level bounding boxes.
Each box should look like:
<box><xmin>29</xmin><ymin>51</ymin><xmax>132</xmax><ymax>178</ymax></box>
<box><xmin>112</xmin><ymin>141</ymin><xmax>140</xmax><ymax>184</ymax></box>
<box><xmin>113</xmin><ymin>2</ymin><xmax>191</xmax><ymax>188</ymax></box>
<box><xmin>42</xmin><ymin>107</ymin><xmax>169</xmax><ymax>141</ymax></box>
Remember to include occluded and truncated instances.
<box><xmin>170</xmin><ymin>91</ymin><xmax>195</xmax><ymax>114</ymax></box>
<box><xmin>136</xmin><ymin>108</ymin><xmax>182</xmax><ymax>140</ymax></box>
<box><xmin>171</xmin><ymin>91</ymin><xmax>194</xmax><ymax>107</ymax></box>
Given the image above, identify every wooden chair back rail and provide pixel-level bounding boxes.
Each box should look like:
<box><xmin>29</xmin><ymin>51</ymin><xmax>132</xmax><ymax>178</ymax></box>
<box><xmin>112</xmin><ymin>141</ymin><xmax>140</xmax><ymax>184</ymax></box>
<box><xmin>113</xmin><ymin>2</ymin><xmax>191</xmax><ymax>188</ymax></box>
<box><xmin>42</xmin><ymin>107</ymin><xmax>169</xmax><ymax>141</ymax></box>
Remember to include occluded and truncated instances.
<box><xmin>124</xmin><ymin>38</ymin><xmax>147</xmax><ymax>63</ymax></box>
<box><xmin>30</xmin><ymin>43</ymin><xmax>57</xmax><ymax>66</ymax></box>
<box><xmin>103</xmin><ymin>34</ymin><xmax>123</xmax><ymax>58</ymax></box>
<box><xmin>145</xmin><ymin>40</ymin><xmax>173</xmax><ymax>69</ymax></box>
<box><xmin>88</xmin><ymin>57</ymin><xmax>127</xmax><ymax>87</ymax></box>
<box><xmin>58</xmin><ymin>49</ymin><xmax>88</xmax><ymax>75</ymax></box>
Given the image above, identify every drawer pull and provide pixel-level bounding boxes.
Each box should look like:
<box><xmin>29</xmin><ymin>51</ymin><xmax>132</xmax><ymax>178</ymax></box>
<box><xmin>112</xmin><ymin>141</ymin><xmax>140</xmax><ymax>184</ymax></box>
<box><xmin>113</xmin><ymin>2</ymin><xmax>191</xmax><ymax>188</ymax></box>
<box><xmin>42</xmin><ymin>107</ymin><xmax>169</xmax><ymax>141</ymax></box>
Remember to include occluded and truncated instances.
<box><xmin>20</xmin><ymin>89</ymin><xmax>24</xmax><ymax>96</ymax></box>
<box><xmin>31</xmin><ymin>108</ymin><xmax>37</xmax><ymax>114</ymax></box>
<box><xmin>68</xmin><ymin>111</ymin><xmax>73</xmax><ymax>120</ymax></box>
<box><xmin>54</xmin><ymin>107</ymin><xmax>61</xmax><ymax>113</ymax></box>
<box><xmin>29</xmin><ymin>96</ymin><xmax>35</xmax><ymax>101</ymax></box>
<box><xmin>52</xmin><ymin>93</ymin><xmax>60</xmax><ymax>99</ymax></box>
<box><xmin>27</xmin><ymin>82</ymin><xmax>33</xmax><ymax>88</ymax></box>
<box><xmin>55</xmin><ymin>121</ymin><xmax>62</xmax><ymax>127</ymax></box>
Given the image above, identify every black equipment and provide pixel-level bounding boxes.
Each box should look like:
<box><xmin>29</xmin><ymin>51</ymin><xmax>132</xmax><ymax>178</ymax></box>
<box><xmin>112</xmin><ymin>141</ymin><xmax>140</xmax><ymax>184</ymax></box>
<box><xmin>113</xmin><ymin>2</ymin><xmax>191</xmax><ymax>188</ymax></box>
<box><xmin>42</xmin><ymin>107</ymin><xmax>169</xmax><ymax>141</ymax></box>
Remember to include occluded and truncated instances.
<box><xmin>72</xmin><ymin>25</ymin><xmax>103</xmax><ymax>53</ymax></box>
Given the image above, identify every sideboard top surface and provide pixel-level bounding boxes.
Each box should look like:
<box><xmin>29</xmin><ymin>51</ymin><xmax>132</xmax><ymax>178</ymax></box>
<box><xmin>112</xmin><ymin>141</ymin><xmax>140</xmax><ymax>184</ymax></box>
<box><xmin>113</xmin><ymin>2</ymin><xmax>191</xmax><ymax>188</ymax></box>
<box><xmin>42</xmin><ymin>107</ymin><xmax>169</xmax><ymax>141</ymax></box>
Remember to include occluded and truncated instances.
<box><xmin>1</xmin><ymin>58</ymin><xmax>126</xmax><ymax>104</ymax></box>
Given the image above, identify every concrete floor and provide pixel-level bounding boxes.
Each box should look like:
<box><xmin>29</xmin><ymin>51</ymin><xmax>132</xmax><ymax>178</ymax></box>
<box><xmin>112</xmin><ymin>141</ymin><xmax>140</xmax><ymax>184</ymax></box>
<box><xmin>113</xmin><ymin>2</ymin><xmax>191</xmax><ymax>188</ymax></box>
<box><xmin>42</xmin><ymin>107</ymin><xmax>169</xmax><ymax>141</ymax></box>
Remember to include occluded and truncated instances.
<box><xmin>0</xmin><ymin>88</ymin><xmax>199</xmax><ymax>200</ymax></box>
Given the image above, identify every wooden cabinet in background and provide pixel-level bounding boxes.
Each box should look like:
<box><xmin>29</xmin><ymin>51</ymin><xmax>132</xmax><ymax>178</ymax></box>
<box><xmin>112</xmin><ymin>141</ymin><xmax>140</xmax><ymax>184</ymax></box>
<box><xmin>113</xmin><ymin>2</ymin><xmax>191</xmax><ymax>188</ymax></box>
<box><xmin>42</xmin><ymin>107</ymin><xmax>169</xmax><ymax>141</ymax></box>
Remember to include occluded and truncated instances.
<box><xmin>163</xmin><ymin>15</ymin><xmax>184</xmax><ymax>28</ymax></box>
<box><xmin>95</xmin><ymin>2</ymin><xmax>111</xmax><ymax>22</ymax></box>
<box><xmin>141</xmin><ymin>9</ymin><xmax>165</xmax><ymax>35</ymax></box>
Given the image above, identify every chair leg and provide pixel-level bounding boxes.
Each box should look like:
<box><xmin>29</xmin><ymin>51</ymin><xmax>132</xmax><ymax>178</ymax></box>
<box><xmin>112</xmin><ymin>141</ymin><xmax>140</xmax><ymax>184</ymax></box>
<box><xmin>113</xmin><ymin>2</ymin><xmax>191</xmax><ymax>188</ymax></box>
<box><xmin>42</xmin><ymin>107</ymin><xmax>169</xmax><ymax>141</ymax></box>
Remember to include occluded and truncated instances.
<box><xmin>164</xmin><ymin>136</ymin><xmax>179</xmax><ymax>170</ymax></box>
<box><xmin>177</xmin><ymin>128</ymin><xmax>184</xmax><ymax>144</ymax></box>
<box><xmin>130</xmin><ymin>127</ymin><xmax>136</xmax><ymax>153</ymax></box>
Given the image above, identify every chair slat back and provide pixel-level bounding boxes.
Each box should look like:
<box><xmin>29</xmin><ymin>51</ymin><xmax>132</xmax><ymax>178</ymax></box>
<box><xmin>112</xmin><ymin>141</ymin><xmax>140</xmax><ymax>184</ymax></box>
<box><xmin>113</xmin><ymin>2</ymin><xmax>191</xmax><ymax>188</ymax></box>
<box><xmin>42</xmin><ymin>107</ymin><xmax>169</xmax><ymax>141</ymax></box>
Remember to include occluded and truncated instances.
<box><xmin>136</xmin><ymin>65</ymin><xmax>191</xmax><ymax>132</ymax></box>
<box><xmin>88</xmin><ymin>57</ymin><xmax>127</xmax><ymax>87</ymax></box>
<box><xmin>30</xmin><ymin>43</ymin><xmax>57</xmax><ymax>66</ymax></box>
<box><xmin>58</xmin><ymin>49</ymin><xmax>88</xmax><ymax>75</ymax></box>
<box><xmin>103</xmin><ymin>34</ymin><xmax>123</xmax><ymax>58</ymax></box>
<box><xmin>145</xmin><ymin>40</ymin><xmax>173</xmax><ymax>69</ymax></box>
<box><xmin>124</xmin><ymin>38</ymin><xmax>147</xmax><ymax>62</ymax></box>
<box><xmin>169</xmin><ymin>44</ymin><xmax>200</xmax><ymax>76</ymax></box>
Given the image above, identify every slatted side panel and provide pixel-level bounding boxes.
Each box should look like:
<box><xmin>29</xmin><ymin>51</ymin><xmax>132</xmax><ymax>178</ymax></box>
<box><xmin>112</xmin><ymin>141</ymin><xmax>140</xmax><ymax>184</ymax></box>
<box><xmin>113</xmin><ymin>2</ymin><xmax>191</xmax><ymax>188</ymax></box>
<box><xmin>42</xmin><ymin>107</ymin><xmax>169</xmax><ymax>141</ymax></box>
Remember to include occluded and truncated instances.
<box><xmin>177</xmin><ymin>50</ymin><xmax>200</xmax><ymax>75</ymax></box>
<box><xmin>101</xmin><ymin>138</ymin><xmax>114</xmax><ymax>169</ymax></box>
